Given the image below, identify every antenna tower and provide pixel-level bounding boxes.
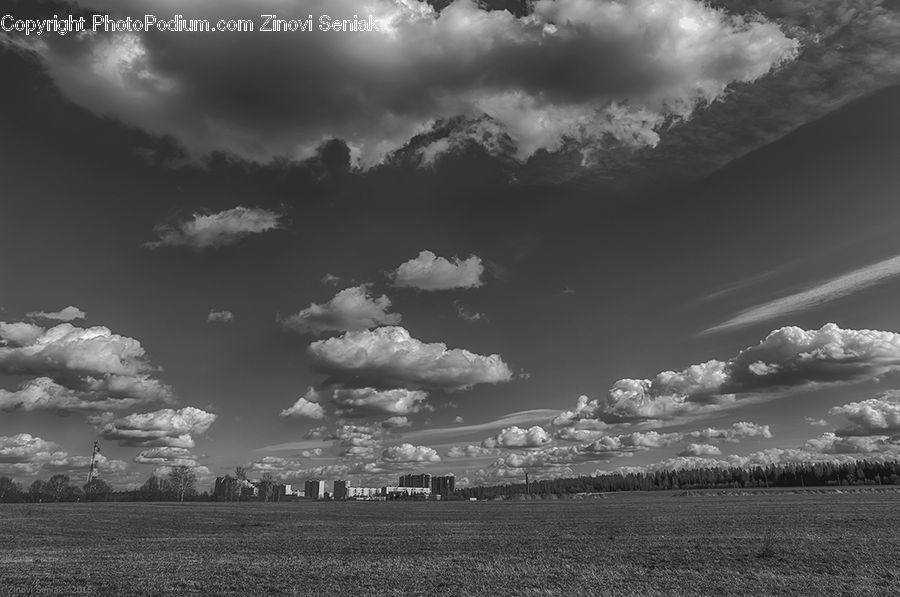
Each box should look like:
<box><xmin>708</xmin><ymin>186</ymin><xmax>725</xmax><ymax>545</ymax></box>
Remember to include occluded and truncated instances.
<box><xmin>86</xmin><ymin>440</ymin><xmax>101</xmax><ymax>483</ymax></box>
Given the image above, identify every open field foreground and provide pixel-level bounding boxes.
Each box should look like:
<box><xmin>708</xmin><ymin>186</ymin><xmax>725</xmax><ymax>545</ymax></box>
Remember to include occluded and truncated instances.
<box><xmin>2</xmin><ymin>492</ymin><xmax>899</xmax><ymax>596</ymax></box>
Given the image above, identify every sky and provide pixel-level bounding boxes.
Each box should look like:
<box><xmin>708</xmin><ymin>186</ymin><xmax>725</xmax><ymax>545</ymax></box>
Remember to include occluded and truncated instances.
<box><xmin>2</xmin><ymin>0</ymin><xmax>900</xmax><ymax>490</ymax></box>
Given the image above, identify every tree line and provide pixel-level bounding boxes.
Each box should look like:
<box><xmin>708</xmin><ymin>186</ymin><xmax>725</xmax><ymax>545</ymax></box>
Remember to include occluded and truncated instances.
<box><xmin>0</xmin><ymin>465</ymin><xmax>198</xmax><ymax>503</ymax></box>
<box><xmin>457</xmin><ymin>460</ymin><xmax>900</xmax><ymax>500</ymax></box>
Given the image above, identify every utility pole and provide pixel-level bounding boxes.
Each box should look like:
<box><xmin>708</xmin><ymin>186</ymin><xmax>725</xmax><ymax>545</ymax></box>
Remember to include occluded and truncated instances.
<box><xmin>525</xmin><ymin>473</ymin><xmax>530</xmax><ymax>495</ymax></box>
<box><xmin>86</xmin><ymin>440</ymin><xmax>100</xmax><ymax>483</ymax></box>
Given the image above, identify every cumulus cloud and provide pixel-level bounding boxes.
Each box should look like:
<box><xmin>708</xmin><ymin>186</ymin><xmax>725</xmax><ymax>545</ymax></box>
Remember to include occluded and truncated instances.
<box><xmin>0</xmin><ymin>433</ymin><xmax>128</xmax><ymax>477</ymax></box>
<box><xmin>99</xmin><ymin>406</ymin><xmax>217</xmax><ymax>448</ymax></box>
<box><xmin>686</xmin><ymin>421</ymin><xmax>772</xmax><ymax>442</ymax></box>
<box><xmin>308</xmin><ymin>325</ymin><xmax>513</xmax><ymax>390</ymax></box>
<box><xmin>829</xmin><ymin>391</ymin><xmax>900</xmax><ymax>437</ymax></box>
<box><xmin>207</xmin><ymin>310</ymin><xmax>234</xmax><ymax>323</ymax></box>
<box><xmin>8</xmin><ymin>0</ymin><xmax>799</xmax><ymax>168</ymax></box>
<box><xmin>331</xmin><ymin>424</ymin><xmax>383</xmax><ymax>459</ymax></box>
<box><xmin>0</xmin><ymin>376</ymin><xmax>162</xmax><ymax>412</ymax></box>
<box><xmin>0</xmin><ymin>321</ymin><xmax>173</xmax><ymax>409</ymax></box>
<box><xmin>279</xmin><ymin>390</ymin><xmax>326</xmax><ymax>420</ymax></box>
<box><xmin>678</xmin><ymin>443</ymin><xmax>723</xmax><ymax>457</ymax></box>
<box><xmin>144</xmin><ymin>207</ymin><xmax>281</xmax><ymax>250</ymax></box>
<box><xmin>446</xmin><ymin>444</ymin><xmax>500</xmax><ymax>459</ymax></box>
<box><xmin>331</xmin><ymin>387</ymin><xmax>428</xmax><ymax>418</ymax></box>
<box><xmin>381</xmin><ymin>443</ymin><xmax>442</xmax><ymax>464</ymax></box>
<box><xmin>390</xmin><ymin>251</ymin><xmax>484</xmax><ymax>291</ymax></box>
<box><xmin>482</xmin><ymin>425</ymin><xmax>552</xmax><ymax>449</ymax></box>
<box><xmin>280</xmin><ymin>286</ymin><xmax>401</xmax><ymax>335</ymax></box>
<box><xmin>558</xmin><ymin>324</ymin><xmax>900</xmax><ymax>428</ymax></box>
<box><xmin>26</xmin><ymin>306</ymin><xmax>86</xmax><ymax>322</ymax></box>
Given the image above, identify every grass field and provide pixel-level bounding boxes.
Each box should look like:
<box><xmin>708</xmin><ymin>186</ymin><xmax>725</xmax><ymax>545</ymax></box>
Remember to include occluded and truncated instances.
<box><xmin>1</xmin><ymin>491</ymin><xmax>899</xmax><ymax>596</ymax></box>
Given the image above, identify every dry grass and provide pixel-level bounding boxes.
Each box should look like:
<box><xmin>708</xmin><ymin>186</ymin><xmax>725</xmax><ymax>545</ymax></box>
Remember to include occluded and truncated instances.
<box><xmin>1</xmin><ymin>491</ymin><xmax>898</xmax><ymax>596</ymax></box>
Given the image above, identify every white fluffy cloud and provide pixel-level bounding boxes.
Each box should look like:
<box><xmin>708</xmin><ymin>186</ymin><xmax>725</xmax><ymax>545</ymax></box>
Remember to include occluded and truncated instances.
<box><xmin>0</xmin><ymin>376</ymin><xmax>162</xmax><ymax>412</ymax></box>
<box><xmin>279</xmin><ymin>390</ymin><xmax>327</xmax><ymax>420</ymax></box>
<box><xmin>281</xmin><ymin>286</ymin><xmax>401</xmax><ymax>335</ymax></box>
<box><xmin>829</xmin><ymin>391</ymin><xmax>900</xmax><ymax>436</ymax></box>
<box><xmin>482</xmin><ymin>425</ymin><xmax>552</xmax><ymax>449</ymax></box>
<box><xmin>381</xmin><ymin>443</ymin><xmax>442</xmax><ymax>464</ymax></box>
<box><xmin>145</xmin><ymin>207</ymin><xmax>281</xmax><ymax>249</ymax></box>
<box><xmin>26</xmin><ymin>306</ymin><xmax>86</xmax><ymax>322</ymax></box>
<box><xmin>100</xmin><ymin>407</ymin><xmax>217</xmax><ymax>448</ymax></box>
<box><xmin>390</xmin><ymin>251</ymin><xmax>484</xmax><ymax>291</ymax></box>
<box><xmin>0</xmin><ymin>433</ymin><xmax>128</xmax><ymax>477</ymax></box>
<box><xmin>0</xmin><ymin>321</ymin><xmax>173</xmax><ymax>409</ymax></box>
<box><xmin>678</xmin><ymin>443</ymin><xmax>722</xmax><ymax>457</ymax></box>
<box><xmin>309</xmin><ymin>326</ymin><xmax>512</xmax><ymax>390</ymax></box>
<box><xmin>207</xmin><ymin>310</ymin><xmax>234</xmax><ymax>323</ymax></box>
<box><xmin>446</xmin><ymin>444</ymin><xmax>500</xmax><ymax>459</ymax></box>
<box><xmin>686</xmin><ymin>421</ymin><xmax>772</xmax><ymax>442</ymax></box>
<box><xmin>331</xmin><ymin>387</ymin><xmax>428</xmax><ymax>418</ymax></box>
<box><xmin>12</xmin><ymin>0</ymin><xmax>798</xmax><ymax>167</ymax></box>
<box><xmin>558</xmin><ymin>324</ymin><xmax>900</xmax><ymax>428</ymax></box>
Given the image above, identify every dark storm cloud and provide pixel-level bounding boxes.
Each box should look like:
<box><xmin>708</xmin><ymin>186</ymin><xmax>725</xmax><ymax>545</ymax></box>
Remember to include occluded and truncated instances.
<box><xmin>5</xmin><ymin>0</ymin><xmax>797</xmax><ymax>168</ymax></box>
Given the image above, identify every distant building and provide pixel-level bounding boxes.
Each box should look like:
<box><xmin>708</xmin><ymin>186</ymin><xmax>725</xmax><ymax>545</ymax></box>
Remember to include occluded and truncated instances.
<box><xmin>214</xmin><ymin>475</ymin><xmax>257</xmax><ymax>501</ymax></box>
<box><xmin>399</xmin><ymin>473</ymin><xmax>431</xmax><ymax>488</ymax></box>
<box><xmin>383</xmin><ymin>486</ymin><xmax>431</xmax><ymax>499</ymax></box>
<box><xmin>333</xmin><ymin>480</ymin><xmax>348</xmax><ymax>500</ymax></box>
<box><xmin>304</xmin><ymin>479</ymin><xmax>326</xmax><ymax>500</ymax></box>
<box><xmin>346</xmin><ymin>486</ymin><xmax>382</xmax><ymax>499</ymax></box>
<box><xmin>431</xmin><ymin>475</ymin><xmax>455</xmax><ymax>496</ymax></box>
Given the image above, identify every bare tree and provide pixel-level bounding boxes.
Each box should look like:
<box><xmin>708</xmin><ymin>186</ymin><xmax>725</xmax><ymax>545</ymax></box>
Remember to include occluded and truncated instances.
<box><xmin>168</xmin><ymin>466</ymin><xmax>197</xmax><ymax>502</ymax></box>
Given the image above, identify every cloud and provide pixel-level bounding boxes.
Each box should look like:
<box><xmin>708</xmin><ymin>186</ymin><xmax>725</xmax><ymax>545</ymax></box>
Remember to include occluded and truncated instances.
<box><xmin>331</xmin><ymin>387</ymin><xmax>428</xmax><ymax>418</ymax></box>
<box><xmin>279</xmin><ymin>390</ymin><xmax>326</xmax><ymax>420</ymax></box>
<box><xmin>0</xmin><ymin>322</ymin><xmax>155</xmax><ymax>378</ymax></box>
<box><xmin>0</xmin><ymin>321</ymin><xmax>174</xmax><ymax>409</ymax></box>
<box><xmin>829</xmin><ymin>390</ymin><xmax>900</xmax><ymax>436</ymax></box>
<box><xmin>381</xmin><ymin>443</ymin><xmax>441</xmax><ymax>464</ymax></box>
<box><xmin>0</xmin><ymin>433</ymin><xmax>128</xmax><ymax>478</ymax></box>
<box><xmin>557</xmin><ymin>323</ymin><xmax>900</xmax><ymax>428</ymax></box>
<box><xmin>482</xmin><ymin>425</ymin><xmax>552</xmax><ymax>449</ymax></box>
<box><xmin>133</xmin><ymin>447</ymin><xmax>200</xmax><ymax>467</ymax></box>
<box><xmin>404</xmin><ymin>409</ymin><xmax>561</xmax><ymax>443</ymax></box>
<box><xmin>678</xmin><ymin>443</ymin><xmax>722</xmax><ymax>457</ymax></box>
<box><xmin>706</xmin><ymin>253</ymin><xmax>900</xmax><ymax>333</ymax></box>
<box><xmin>446</xmin><ymin>444</ymin><xmax>500</xmax><ymax>459</ymax></box>
<box><xmin>207</xmin><ymin>310</ymin><xmax>234</xmax><ymax>323</ymax></box>
<box><xmin>454</xmin><ymin>300</ymin><xmax>486</xmax><ymax>322</ymax></box>
<box><xmin>280</xmin><ymin>286</ymin><xmax>401</xmax><ymax>335</ymax></box>
<box><xmin>9</xmin><ymin>0</ymin><xmax>798</xmax><ymax>168</ymax></box>
<box><xmin>144</xmin><ymin>207</ymin><xmax>281</xmax><ymax>250</ymax></box>
<box><xmin>328</xmin><ymin>424</ymin><xmax>387</xmax><ymax>459</ymax></box>
<box><xmin>308</xmin><ymin>325</ymin><xmax>513</xmax><ymax>390</ymax></box>
<box><xmin>686</xmin><ymin>421</ymin><xmax>772</xmax><ymax>442</ymax></box>
<box><xmin>99</xmin><ymin>406</ymin><xmax>217</xmax><ymax>448</ymax></box>
<box><xmin>321</xmin><ymin>274</ymin><xmax>342</xmax><ymax>286</ymax></box>
<box><xmin>0</xmin><ymin>376</ymin><xmax>162</xmax><ymax>412</ymax></box>
<box><xmin>26</xmin><ymin>306</ymin><xmax>86</xmax><ymax>322</ymax></box>
<box><xmin>390</xmin><ymin>250</ymin><xmax>484</xmax><ymax>291</ymax></box>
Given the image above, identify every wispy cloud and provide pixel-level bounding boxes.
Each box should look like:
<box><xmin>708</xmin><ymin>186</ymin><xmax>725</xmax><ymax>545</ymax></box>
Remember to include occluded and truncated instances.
<box><xmin>400</xmin><ymin>409</ymin><xmax>561</xmax><ymax>444</ymax></box>
<box><xmin>704</xmin><ymin>254</ymin><xmax>900</xmax><ymax>334</ymax></box>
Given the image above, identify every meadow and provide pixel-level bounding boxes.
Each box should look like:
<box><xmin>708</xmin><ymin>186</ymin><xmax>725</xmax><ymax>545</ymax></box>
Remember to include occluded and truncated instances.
<box><xmin>1</xmin><ymin>490</ymin><xmax>898</xmax><ymax>596</ymax></box>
